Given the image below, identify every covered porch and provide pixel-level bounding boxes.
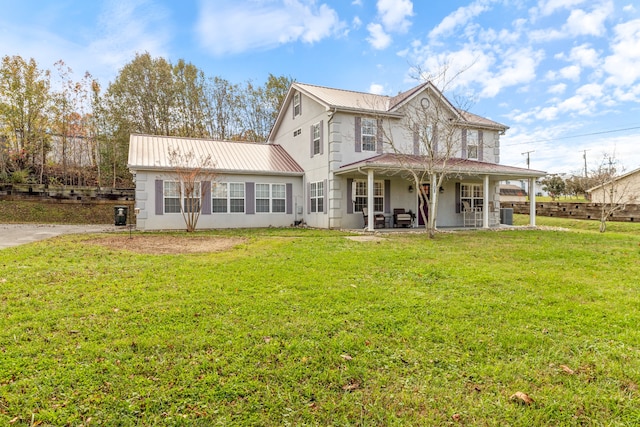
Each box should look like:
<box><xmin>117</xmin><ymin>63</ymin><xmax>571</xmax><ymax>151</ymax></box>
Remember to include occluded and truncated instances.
<box><xmin>334</xmin><ymin>154</ymin><xmax>546</xmax><ymax>232</ymax></box>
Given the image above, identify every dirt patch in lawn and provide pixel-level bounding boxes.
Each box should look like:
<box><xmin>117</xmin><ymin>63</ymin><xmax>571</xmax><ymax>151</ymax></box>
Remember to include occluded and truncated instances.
<box><xmin>91</xmin><ymin>235</ymin><xmax>247</xmax><ymax>255</ymax></box>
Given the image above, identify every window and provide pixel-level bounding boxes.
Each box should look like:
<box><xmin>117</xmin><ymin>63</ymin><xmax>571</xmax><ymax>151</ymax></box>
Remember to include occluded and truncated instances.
<box><xmin>467</xmin><ymin>130</ymin><xmax>478</xmax><ymax>159</ymax></box>
<box><xmin>310</xmin><ymin>181</ymin><xmax>324</xmax><ymax>213</ymax></box>
<box><xmin>163</xmin><ymin>181</ymin><xmax>200</xmax><ymax>213</ymax></box>
<box><xmin>256</xmin><ymin>183</ymin><xmax>286</xmax><ymax>213</ymax></box>
<box><xmin>212</xmin><ymin>182</ymin><xmax>245</xmax><ymax>213</ymax></box>
<box><xmin>312</xmin><ymin>123</ymin><xmax>321</xmax><ymax>155</ymax></box>
<box><xmin>183</xmin><ymin>182</ymin><xmax>201</xmax><ymax>213</ymax></box>
<box><xmin>361</xmin><ymin>118</ymin><xmax>376</xmax><ymax>151</ymax></box>
<box><xmin>460</xmin><ymin>183</ymin><xmax>483</xmax><ymax>210</ymax></box>
<box><xmin>164</xmin><ymin>181</ymin><xmax>181</xmax><ymax>213</ymax></box>
<box><xmin>293</xmin><ymin>92</ymin><xmax>301</xmax><ymax>117</ymax></box>
<box><xmin>354</xmin><ymin>180</ymin><xmax>384</xmax><ymax>212</ymax></box>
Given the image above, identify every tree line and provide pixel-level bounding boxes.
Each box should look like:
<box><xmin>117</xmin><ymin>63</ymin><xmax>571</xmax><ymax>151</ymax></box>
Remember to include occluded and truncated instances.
<box><xmin>0</xmin><ymin>53</ymin><xmax>293</xmax><ymax>188</ymax></box>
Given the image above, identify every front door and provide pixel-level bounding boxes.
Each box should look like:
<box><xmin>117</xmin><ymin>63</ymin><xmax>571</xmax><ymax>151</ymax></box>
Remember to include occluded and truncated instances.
<box><xmin>417</xmin><ymin>183</ymin><xmax>430</xmax><ymax>226</ymax></box>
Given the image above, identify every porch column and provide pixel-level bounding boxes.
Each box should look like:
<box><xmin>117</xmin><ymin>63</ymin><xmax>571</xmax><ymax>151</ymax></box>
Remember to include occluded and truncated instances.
<box><xmin>483</xmin><ymin>174</ymin><xmax>490</xmax><ymax>228</ymax></box>
<box><xmin>529</xmin><ymin>178</ymin><xmax>536</xmax><ymax>226</ymax></box>
<box><xmin>367</xmin><ymin>169</ymin><xmax>374</xmax><ymax>231</ymax></box>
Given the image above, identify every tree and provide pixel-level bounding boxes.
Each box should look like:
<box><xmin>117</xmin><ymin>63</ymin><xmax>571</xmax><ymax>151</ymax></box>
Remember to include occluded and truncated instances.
<box><xmin>589</xmin><ymin>155</ymin><xmax>637</xmax><ymax>233</ymax></box>
<box><xmin>540</xmin><ymin>174</ymin><xmax>566</xmax><ymax>200</ymax></box>
<box><xmin>0</xmin><ymin>55</ymin><xmax>51</xmax><ymax>181</ymax></box>
<box><xmin>376</xmin><ymin>66</ymin><xmax>482</xmax><ymax>238</ymax></box>
<box><xmin>167</xmin><ymin>146</ymin><xmax>216</xmax><ymax>232</ymax></box>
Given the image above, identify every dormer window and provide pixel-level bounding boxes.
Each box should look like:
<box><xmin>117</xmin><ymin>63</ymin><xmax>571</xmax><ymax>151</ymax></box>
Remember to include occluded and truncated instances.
<box><xmin>293</xmin><ymin>92</ymin><xmax>301</xmax><ymax>117</ymax></box>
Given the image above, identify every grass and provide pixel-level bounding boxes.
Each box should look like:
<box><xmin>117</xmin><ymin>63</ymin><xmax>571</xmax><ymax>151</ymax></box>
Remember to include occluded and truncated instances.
<box><xmin>1</xmin><ymin>224</ymin><xmax>640</xmax><ymax>425</ymax></box>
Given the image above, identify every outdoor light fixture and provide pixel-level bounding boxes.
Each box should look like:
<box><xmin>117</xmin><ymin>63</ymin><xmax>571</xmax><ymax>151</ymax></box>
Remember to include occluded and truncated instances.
<box><xmin>439</xmin><ymin>186</ymin><xmax>444</xmax><ymax>194</ymax></box>
<box><xmin>408</xmin><ymin>185</ymin><xmax>414</xmax><ymax>193</ymax></box>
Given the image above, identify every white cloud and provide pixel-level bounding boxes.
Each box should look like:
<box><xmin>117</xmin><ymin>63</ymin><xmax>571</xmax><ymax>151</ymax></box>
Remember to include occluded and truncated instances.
<box><xmin>196</xmin><ymin>1</ymin><xmax>344</xmax><ymax>55</ymax></box>
<box><xmin>534</xmin><ymin>0</ymin><xmax>586</xmax><ymax>17</ymax></box>
<box><xmin>429</xmin><ymin>0</ymin><xmax>493</xmax><ymax>41</ymax></box>
<box><xmin>369</xmin><ymin>83</ymin><xmax>385</xmax><ymax>94</ymax></box>
<box><xmin>564</xmin><ymin>2</ymin><xmax>612</xmax><ymax>37</ymax></box>
<box><xmin>603</xmin><ymin>19</ymin><xmax>640</xmax><ymax>87</ymax></box>
<box><xmin>352</xmin><ymin>16</ymin><xmax>362</xmax><ymax>29</ymax></box>
<box><xmin>376</xmin><ymin>0</ymin><xmax>414</xmax><ymax>33</ymax></box>
<box><xmin>352</xmin><ymin>0</ymin><xmax>363</xmax><ymax>5</ymax></box>
<box><xmin>559</xmin><ymin>64</ymin><xmax>581</xmax><ymax>81</ymax></box>
<box><xmin>548</xmin><ymin>83</ymin><xmax>567</xmax><ymax>94</ymax></box>
<box><xmin>623</xmin><ymin>4</ymin><xmax>636</xmax><ymax>13</ymax></box>
<box><xmin>479</xmin><ymin>48</ymin><xmax>544</xmax><ymax>97</ymax></box>
<box><xmin>89</xmin><ymin>0</ymin><xmax>171</xmax><ymax>70</ymax></box>
<box><xmin>367</xmin><ymin>23</ymin><xmax>392</xmax><ymax>50</ymax></box>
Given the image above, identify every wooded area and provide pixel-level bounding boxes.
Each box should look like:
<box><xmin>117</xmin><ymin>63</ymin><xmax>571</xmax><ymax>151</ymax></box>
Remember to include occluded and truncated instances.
<box><xmin>0</xmin><ymin>53</ymin><xmax>293</xmax><ymax>188</ymax></box>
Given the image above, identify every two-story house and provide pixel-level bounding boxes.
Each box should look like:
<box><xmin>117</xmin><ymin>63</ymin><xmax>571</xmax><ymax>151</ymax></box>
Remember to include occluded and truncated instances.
<box><xmin>128</xmin><ymin>81</ymin><xmax>545</xmax><ymax>231</ymax></box>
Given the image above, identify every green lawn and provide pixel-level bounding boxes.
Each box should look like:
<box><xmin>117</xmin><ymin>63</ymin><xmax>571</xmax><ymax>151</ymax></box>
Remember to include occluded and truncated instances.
<box><xmin>1</xmin><ymin>224</ymin><xmax>639</xmax><ymax>425</ymax></box>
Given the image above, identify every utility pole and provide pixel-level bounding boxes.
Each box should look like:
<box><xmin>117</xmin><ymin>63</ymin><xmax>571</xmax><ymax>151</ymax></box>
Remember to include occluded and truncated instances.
<box><xmin>582</xmin><ymin>149</ymin><xmax>589</xmax><ymax>178</ymax></box>
<box><xmin>522</xmin><ymin>150</ymin><xmax>534</xmax><ymax>169</ymax></box>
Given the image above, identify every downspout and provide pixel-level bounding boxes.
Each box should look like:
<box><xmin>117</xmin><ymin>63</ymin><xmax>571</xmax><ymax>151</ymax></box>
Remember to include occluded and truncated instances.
<box><xmin>326</xmin><ymin>108</ymin><xmax>336</xmax><ymax>229</ymax></box>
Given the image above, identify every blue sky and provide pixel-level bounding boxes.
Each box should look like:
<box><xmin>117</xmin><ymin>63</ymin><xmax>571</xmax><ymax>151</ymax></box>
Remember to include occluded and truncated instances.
<box><xmin>2</xmin><ymin>0</ymin><xmax>639</xmax><ymax>175</ymax></box>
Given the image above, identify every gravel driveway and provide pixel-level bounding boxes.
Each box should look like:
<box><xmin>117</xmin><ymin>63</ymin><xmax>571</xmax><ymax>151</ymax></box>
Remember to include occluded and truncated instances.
<box><xmin>0</xmin><ymin>224</ymin><xmax>121</xmax><ymax>250</ymax></box>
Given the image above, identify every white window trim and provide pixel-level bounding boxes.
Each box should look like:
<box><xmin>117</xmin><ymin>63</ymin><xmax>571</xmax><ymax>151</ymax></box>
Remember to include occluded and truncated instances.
<box><xmin>460</xmin><ymin>183</ymin><xmax>483</xmax><ymax>210</ymax></box>
<box><xmin>467</xmin><ymin>130</ymin><xmax>478</xmax><ymax>160</ymax></box>
<box><xmin>354</xmin><ymin>179</ymin><xmax>384</xmax><ymax>212</ymax></box>
<box><xmin>212</xmin><ymin>182</ymin><xmax>245</xmax><ymax>214</ymax></box>
<box><xmin>312</xmin><ymin>123</ymin><xmax>321</xmax><ymax>155</ymax></box>
<box><xmin>361</xmin><ymin>118</ymin><xmax>376</xmax><ymax>152</ymax></box>
<box><xmin>164</xmin><ymin>181</ymin><xmax>201</xmax><ymax>214</ymax></box>
<box><xmin>293</xmin><ymin>92</ymin><xmax>301</xmax><ymax>117</ymax></box>
<box><xmin>310</xmin><ymin>181</ymin><xmax>324</xmax><ymax>213</ymax></box>
<box><xmin>256</xmin><ymin>183</ymin><xmax>286</xmax><ymax>214</ymax></box>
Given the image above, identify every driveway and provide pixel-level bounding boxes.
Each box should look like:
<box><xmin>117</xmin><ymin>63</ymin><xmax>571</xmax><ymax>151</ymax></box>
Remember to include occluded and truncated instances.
<box><xmin>0</xmin><ymin>224</ymin><xmax>121</xmax><ymax>250</ymax></box>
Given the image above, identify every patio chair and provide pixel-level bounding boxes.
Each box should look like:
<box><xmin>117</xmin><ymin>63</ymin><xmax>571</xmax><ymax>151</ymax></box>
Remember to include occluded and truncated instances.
<box><xmin>462</xmin><ymin>201</ymin><xmax>482</xmax><ymax>227</ymax></box>
<box><xmin>393</xmin><ymin>208</ymin><xmax>413</xmax><ymax>228</ymax></box>
<box><xmin>362</xmin><ymin>208</ymin><xmax>386</xmax><ymax>228</ymax></box>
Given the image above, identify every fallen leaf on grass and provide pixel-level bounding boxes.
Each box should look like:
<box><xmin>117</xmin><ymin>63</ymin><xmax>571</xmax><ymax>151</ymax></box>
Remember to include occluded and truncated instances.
<box><xmin>510</xmin><ymin>391</ymin><xmax>534</xmax><ymax>405</ymax></box>
<box><xmin>452</xmin><ymin>413</ymin><xmax>461</xmax><ymax>421</ymax></box>
<box><xmin>9</xmin><ymin>417</ymin><xmax>19</xmax><ymax>424</ymax></box>
<box><xmin>263</xmin><ymin>336</ymin><xmax>271</xmax><ymax>344</ymax></box>
<box><xmin>340</xmin><ymin>354</ymin><xmax>353</xmax><ymax>361</ymax></box>
<box><xmin>342</xmin><ymin>381</ymin><xmax>360</xmax><ymax>391</ymax></box>
<box><xmin>560</xmin><ymin>364</ymin><xmax>575</xmax><ymax>375</ymax></box>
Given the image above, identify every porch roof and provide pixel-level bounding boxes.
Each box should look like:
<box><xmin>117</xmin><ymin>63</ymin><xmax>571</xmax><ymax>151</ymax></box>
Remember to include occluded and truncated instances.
<box><xmin>335</xmin><ymin>153</ymin><xmax>546</xmax><ymax>180</ymax></box>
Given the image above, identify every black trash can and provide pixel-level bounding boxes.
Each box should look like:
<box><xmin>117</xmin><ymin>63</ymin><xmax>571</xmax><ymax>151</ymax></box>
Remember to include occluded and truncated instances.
<box><xmin>114</xmin><ymin>206</ymin><xmax>128</xmax><ymax>226</ymax></box>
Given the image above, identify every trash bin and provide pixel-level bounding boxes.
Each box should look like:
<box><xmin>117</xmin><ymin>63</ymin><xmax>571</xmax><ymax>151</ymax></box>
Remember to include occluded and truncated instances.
<box><xmin>114</xmin><ymin>206</ymin><xmax>128</xmax><ymax>226</ymax></box>
<box><xmin>500</xmin><ymin>208</ymin><xmax>513</xmax><ymax>225</ymax></box>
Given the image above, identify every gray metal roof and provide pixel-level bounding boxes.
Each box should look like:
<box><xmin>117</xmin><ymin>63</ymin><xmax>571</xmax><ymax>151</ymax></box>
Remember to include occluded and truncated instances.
<box><xmin>128</xmin><ymin>134</ymin><xmax>304</xmax><ymax>175</ymax></box>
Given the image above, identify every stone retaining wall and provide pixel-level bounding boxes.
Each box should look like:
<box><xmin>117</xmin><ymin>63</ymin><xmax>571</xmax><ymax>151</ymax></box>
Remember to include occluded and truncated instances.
<box><xmin>505</xmin><ymin>201</ymin><xmax>640</xmax><ymax>223</ymax></box>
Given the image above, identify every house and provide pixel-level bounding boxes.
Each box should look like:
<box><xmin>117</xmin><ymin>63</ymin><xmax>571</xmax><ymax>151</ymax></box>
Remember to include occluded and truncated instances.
<box><xmin>587</xmin><ymin>167</ymin><xmax>640</xmax><ymax>204</ymax></box>
<box><xmin>500</xmin><ymin>183</ymin><xmax>528</xmax><ymax>202</ymax></box>
<box><xmin>128</xmin><ymin>81</ymin><xmax>546</xmax><ymax>231</ymax></box>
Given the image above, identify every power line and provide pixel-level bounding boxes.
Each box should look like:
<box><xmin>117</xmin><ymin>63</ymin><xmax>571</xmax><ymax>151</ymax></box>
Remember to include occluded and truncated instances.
<box><xmin>502</xmin><ymin>125</ymin><xmax>640</xmax><ymax>147</ymax></box>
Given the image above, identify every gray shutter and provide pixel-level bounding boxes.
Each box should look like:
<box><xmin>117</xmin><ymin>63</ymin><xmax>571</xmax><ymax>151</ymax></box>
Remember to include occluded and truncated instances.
<box><xmin>376</xmin><ymin>119</ymin><xmax>383</xmax><ymax>154</ymax></box>
<box><xmin>455</xmin><ymin>182</ymin><xmax>461</xmax><ymax>213</ymax></box>
<box><xmin>201</xmin><ymin>181</ymin><xmax>211</xmax><ymax>215</ymax></box>
<box><xmin>478</xmin><ymin>130</ymin><xmax>484</xmax><ymax>161</ymax></box>
<box><xmin>246</xmin><ymin>182</ymin><xmax>255</xmax><ymax>214</ymax></box>
<box><xmin>413</xmin><ymin>127</ymin><xmax>419</xmax><ymax>155</ymax></box>
<box><xmin>307</xmin><ymin>181</ymin><xmax>311</xmax><ymax>214</ymax></box>
<box><xmin>461</xmin><ymin>129</ymin><xmax>467</xmax><ymax>158</ymax></box>
<box><xmin>347</xmin><ymin>178</ymin><xmax>353</xmax><ymax>214</ymax></box>
<box><xmin>319</xmin><ymin>120</ymin><xmax>324</xmax><ymax>155</ymax></box>
<box><xmin>155</xmin><ymin>179</ymin><xmax>163</xmax><ymax>215</ymax></box>
<box><xmin>286</xmin><ymin>183</ymin><xmax>293</xmax><ymax>214</ymax></box>
<box><xmin>310</xmin><ymin>124</ymin><xmax>314</xmax><ymax>158</ymax></box>
<box><xmin>355</xmin><ymin>117</ymin><xmax>362</xmax><ymax>152</ymax></box>
<box><xmin>323</xmin><ymin>179</ymin><xmax>328</xmax><ymax>214</ymax></box>
<box><xmin>384</xmin><ymin>180</ymin><xmax>391</xmax><ymax>214</ymax></box>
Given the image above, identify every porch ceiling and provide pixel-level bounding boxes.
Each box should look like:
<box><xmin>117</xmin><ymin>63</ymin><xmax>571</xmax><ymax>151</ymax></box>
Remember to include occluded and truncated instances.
<box><xmin>335</xmin><ymin>154</ymin><xmax>546</xmax><ymax>180</ymax></box>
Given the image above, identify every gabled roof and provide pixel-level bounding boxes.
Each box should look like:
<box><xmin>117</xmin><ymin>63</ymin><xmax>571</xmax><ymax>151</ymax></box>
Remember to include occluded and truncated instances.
<box><xmin>335</xmin><ymin>153</ymin><xmax>546</xmax><ymax>179</ymax></box>
<box><xmin>268</xmin><ymin>81</ymin><xmax>508</xmax><ymax>142</ymax></box>
<box><xmin>128</xmin><ymin>134</ymin><xmax>304</xmax><ymax>176</ymax></box>
<box><xmin>586</xmin><ymin>167</ymin><xmax>640</xmax><ymax>192</ymax></box>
